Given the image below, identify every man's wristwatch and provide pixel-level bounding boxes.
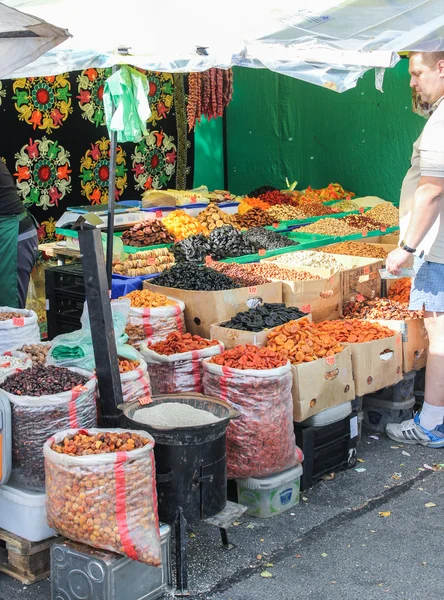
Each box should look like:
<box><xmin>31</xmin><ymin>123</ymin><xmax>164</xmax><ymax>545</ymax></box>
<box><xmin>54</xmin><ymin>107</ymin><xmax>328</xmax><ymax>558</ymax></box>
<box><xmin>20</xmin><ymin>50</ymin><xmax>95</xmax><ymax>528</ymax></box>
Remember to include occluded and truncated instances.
<box><xmin>399</xmin><ymin>240</ymin><xmax>416</xmax><ymax>254</ymax></box>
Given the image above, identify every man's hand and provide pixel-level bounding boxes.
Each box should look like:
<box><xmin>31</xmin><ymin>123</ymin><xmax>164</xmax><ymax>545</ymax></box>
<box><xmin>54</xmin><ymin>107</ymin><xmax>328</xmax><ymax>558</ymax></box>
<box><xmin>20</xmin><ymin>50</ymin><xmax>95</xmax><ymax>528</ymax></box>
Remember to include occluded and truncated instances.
<box><xmin>386</xmin><ymin>247</ymin><xmax>411</xmax><ymax>275</ymax></box>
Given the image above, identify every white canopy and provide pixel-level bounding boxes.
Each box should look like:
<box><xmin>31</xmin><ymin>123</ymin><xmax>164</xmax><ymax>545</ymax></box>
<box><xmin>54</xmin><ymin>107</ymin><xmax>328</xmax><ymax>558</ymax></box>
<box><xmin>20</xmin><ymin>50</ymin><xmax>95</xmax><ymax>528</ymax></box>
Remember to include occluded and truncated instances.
<box><xmin>0</xmin><ymin>1</ymin><xmax>70</xmax><ymax>78</ymax></box>
<box><xmin>2</xmin><ymin>0</ymin><xmax>444</xmax><ymax>91</ymax></box>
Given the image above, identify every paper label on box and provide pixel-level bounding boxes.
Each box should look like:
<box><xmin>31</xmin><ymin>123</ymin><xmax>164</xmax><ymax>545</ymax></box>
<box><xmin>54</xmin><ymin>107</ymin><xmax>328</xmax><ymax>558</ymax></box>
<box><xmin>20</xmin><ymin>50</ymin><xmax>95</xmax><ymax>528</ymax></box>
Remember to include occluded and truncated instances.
<box><xmin>46</xmin><ymin>299</ymin><xmax>49</xmax><ymax>310</ymax></box>
<box><xmin>361</xmin><ymin>230</ymin><xmax>368</xmax><ymax>237</ymax></box>
<box><xmin>12</xmin><ymin>317</ymin><xmax>24</xmax><ymax>327</ymax></box>
<box><xmin>147</xmin><ymin>257</ymin><xmax>156</xmax><ymax>265</ymax></box>
<box><xmin>363</xmin><ymin>266</ymin><xmax>370</xmax><ymax>275</ymax></box>
<box><xmin>155</xmin><ymin>210</ymin><xmax>162</xmax><ymax>218</ymax></box>
<box><xmin>273</xmin><ymin>222</ymin><xmax>279</xmax><ymax>229</ymax></box>
<box><xmin>356</xmin><ymin>294</ymin><xmax>365</xmax><ymax>302</ymax></box>
<box><xmin>359</xmin><ymin>207</ymin><xmax>365</xmax><ymax>214</ymax></box>
<box><xmin>381</xmin><ymin>226</ymin><xmax>387</xmax><ymax>232</ymax></box>
<box><xmin>301</xmin><ymin>304</ymin><xmax>311</xmax><ymax>313</ymax></box>
<box><xmin>139</xmin><ymin>396</ymin><xmax>152</xmax><ymax>405</ymax></box>
<box><xmin>248</xmin><ymin>286</ymin><xmax>257</xmax><ymax>294</ymax></box>
<box><xmin>329</xmin><ymin>275</ymin><xmax>335</xmax><ymax>284</ymax></box>
<box><xmin>350</xmin><ymin>416</ymin><xmax>358</xmax><ymax>439</ymax></box>
<box><xmin>258</xmin><ymin>249</ymin><xmax>266</xmax><ymax>256</ymax></box>
<box><xmin>325</xmin><ymin>355</ymin><xmax>335</xmax><ymax>366</ymax></box>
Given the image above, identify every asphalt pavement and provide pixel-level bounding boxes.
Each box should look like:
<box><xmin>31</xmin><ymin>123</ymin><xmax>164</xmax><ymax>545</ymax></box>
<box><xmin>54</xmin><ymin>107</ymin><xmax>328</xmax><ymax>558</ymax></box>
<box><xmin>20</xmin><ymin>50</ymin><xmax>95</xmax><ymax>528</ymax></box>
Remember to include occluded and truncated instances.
<box><xmin>1</xmin><ymin>431</ymin><xmax>443</xmax><ymax>600</ymax></box>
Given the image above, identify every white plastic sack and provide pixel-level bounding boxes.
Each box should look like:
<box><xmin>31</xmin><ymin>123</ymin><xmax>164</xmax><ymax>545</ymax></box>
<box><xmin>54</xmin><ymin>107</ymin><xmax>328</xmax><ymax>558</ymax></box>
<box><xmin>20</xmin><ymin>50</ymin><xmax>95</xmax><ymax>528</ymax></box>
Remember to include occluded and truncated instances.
<box><xmin>0</xmin><ymin>307</ymin><xmax>40</xmax><ymax>353</ymax></box>
<box><xmin>125</xmin><ymin>298</ymin><xmax>186</xmax><ymax>346</ymax></box>
<box><xmin>203</xmin><ymin>360</ymin><xmax>300</xmax><ymax>479</ymax></box>
<box><xmin>1</xmin><ymin>367</ymin><xmax>97</xmax><ymax>491</ymax></box>
<box><xmin>120</xmin><ymin>351</ymin><xmax>152</xmax><ymax>404</ymax></box>
<box><xmin>139</xmin><ymin>342</ymin><xmax>223</xmax><ymax>394</ymax></box>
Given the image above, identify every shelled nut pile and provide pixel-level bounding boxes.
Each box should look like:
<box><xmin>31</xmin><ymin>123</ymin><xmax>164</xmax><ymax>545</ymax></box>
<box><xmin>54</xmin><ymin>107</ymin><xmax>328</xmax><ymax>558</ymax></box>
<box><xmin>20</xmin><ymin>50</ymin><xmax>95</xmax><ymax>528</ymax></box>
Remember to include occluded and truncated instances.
<box><xmin>272</xmin><ymin>250</ymin><xmax>344</xmax><ymax>270</ymax></box>
<box><xmin>365</xmin><ymin>202</ymin><xmax>399</xmax><ymax>227</ymax></box>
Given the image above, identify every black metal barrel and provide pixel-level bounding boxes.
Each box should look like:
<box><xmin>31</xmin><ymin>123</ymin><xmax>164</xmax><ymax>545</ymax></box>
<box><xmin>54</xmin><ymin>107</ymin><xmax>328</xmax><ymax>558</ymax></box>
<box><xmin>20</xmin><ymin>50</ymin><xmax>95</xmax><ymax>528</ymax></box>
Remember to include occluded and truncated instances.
<box><xmin>119</xmin><ymin>393</ymin><xmax>239</xmax><ymax>524</ymax></box>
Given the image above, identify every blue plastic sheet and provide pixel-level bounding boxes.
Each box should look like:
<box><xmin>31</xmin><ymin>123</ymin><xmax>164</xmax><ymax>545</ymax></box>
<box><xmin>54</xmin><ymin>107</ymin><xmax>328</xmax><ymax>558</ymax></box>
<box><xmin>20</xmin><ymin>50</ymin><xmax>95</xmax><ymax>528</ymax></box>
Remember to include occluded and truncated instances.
<box><xmin>111</xmin><ymin>274</ymin><xmax>160</xmax><ymax>299</ymax></box>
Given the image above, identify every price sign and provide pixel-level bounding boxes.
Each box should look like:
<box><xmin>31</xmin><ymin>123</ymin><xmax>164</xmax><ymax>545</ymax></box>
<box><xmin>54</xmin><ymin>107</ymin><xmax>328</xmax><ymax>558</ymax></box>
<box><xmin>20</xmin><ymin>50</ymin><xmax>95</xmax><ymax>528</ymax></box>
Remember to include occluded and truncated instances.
<box><xmin>272</xmin><ymin>222</ymin><xmax>279</xmax><ymax>229</ymax></box>
<box><xmin>381</xmin><ymin>226</ymin><xmax>387</xmax><ymax>233</ymax></box>
<box><xmin>12</xmin><ymin>317</ymin><xmax>24</xmax><ymax>327</ymax></box>
<box><xmin>139</xmin><ymin>396</ymin><xmax>152</xmax><ymax>405</ymax></box>
<box><xmin>301</xmin><ymin>304</ymin><xmax>311</xmax><ymax>313</ymax></box>
<box><xmin>72</xmin><ymin>385</ymin><xmax>88</xmax><ymax>393</ymax></box>
<box><xmin>155</xmin><ymin>210</ymin><xmax>163</xmax><ymax>219</ymax></box>
<box><xmin>248</xmin><ymin>286</ymin><xmax>257</xmax><ymax>294</ymax></box>
<box><xmin>258</xmin><ymin>249</ymin><xmax>266</xmax><ymax>256</ymax></box>
<box><xmin>325</xmin><ymin>356</ymin><xmax>335</xmax><ymax>366</ymax></box>
<box><xmin>361</xmin><ymin>229</ymin><xmax>368</xmax><ymax>237</ymax></box>
<box><xmin>356</xmin><ymin>294</ymin><xmax>365</xmax><ymax>302</ymax></box>
<box><xmin>329</xmin><ymin>275</ymin><xmax>335</xmax><ymax>284</ymax></box>
<box><xmin>359</xmin><ymin>207</ymin><xmax>365</xmax><ymax>214</ymax></box>
<box><xmin>363</xmin><ymin>266</ymin><xmax>370</xmax><ymax>275</ymax></box>
<box><xmin>147</xmin><ymin>257</ymin><xmax>157</xmax><ymax>265</ymax></box>
<box><xmin>190</xmin><ymin>195</ymin><xmax>197</xmax><ymax>204</ymax></box>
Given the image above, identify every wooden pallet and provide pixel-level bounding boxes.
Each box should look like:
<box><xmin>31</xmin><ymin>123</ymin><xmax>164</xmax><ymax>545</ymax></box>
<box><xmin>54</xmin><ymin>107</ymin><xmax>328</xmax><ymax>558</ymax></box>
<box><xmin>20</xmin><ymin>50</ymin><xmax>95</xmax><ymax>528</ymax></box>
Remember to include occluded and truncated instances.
<box><xmin>0</xmin><ymin>528</ymin><xmax>59</xmax><ymax>584</ymax></box>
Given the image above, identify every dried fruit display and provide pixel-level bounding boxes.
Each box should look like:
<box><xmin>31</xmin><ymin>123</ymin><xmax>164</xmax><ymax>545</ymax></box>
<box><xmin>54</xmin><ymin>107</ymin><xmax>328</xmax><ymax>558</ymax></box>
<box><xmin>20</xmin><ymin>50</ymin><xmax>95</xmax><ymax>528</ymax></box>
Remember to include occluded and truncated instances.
<box><xmin>113</xmin><ymin>248</ymin><xmax>175</xmax><ymax>277</ymax></box>
<box><xmin>342</xmin><ymin>215</ymin><xmax>385</xmax><ymax>231</ymax></box>
<box><xmin>154</xmin><ymin>263</ymin><xmax>239</xmax><ymax>291</ymax></box>
<box><xmin>187</xmin><ymin>68</ymin><xmax>234</xmax><ymax>131</ymax></box>
<box><xmin>238</xmin><ymin>198</ymin><xmax>271</xmax><ymax>213</ymax></box>
<box><xmin>45</xmin><ymin>429</ymin><xmax>161</xmax><ymax>566</ymax></box>
<box><xmin>330</xmin><ymin>199</ymin><xmax>360</xmax><ymax>212</ymax></box>
<box><xmin>221</xmin><ymin>303</ymin><xmax>307</xmax><ymax>332</ymax></box>
<box><xmin>163</xmin><ymin>210</ymin><xmax>209</xmax><ymax>241</ymax></box>
<box><xmin>118</xmin><ymin>359</ymin><xmax>140</xmax><ymax>373</ymax></box>
<box><xmin>388</xmin><ymin>278</ymin><xmax>411</xmax><ymax>304</ymax></box>
<box><xmin>342</xmin><ymin>298</ymin><xmax>423</xmax><ymax>320</ymax></box>
<box><xmin>364</xmin><ymin>202</ymin><xmax>399</xmax><ymax>227</ymax></box>
<box><xmin>316</xmin><ymin>319</ymin><xmax>396</xmax><ymax>342</ymax></box>
<box><xmin>121</xmin><ymin>221</ymin><xmax>175</xmax><ymax>247</ymax></box>
<box><xmin>209</xmin><ymin>345</ymin><xmax>287</xmax><ymax>370</ymax></box>
<box><xmin>148</xmin><ymin>332</ymin><xmax>219</xmax><ymax>356</ymax></box>
<box><xmin>196</xmin><ymin>204</ymin><xmax>238</xmax><ymax>230</ymax></box>
<box><xmin>319</xmin><ymin>242</ymin><xmax>390</xmax><ymax>259</ymax></box>
<box><xmin>203</xmin><ymin>357</ymin><xmax>298</xmax><ymax>478</ymax></box>
<box><xmin>205</xmin><ymin>260</ymin><xmax>271</xmax><ymax>286</ymax></box>
<box><xmin>266</xmin><ymin>318</ymin><xmax>344</xmax><ymax>364</ymax></box>
<box><xmin>120</xmin><ymin>289</ymin><xmax>178</xmax><ymax>308</ymax></box>
<box><xmin>258</xmin><ymin>190</ymin><xmax>299</xmax><ymax>206</ymax></box>
<box><xmin>235</xmin><ymin>208</ymin><xmax>273</xmax><ymax>229</ymax></box>
<box><xmin>244</xmin><ymin>262</ymin><xmax>321</xmax><ymax>281</ymax></box>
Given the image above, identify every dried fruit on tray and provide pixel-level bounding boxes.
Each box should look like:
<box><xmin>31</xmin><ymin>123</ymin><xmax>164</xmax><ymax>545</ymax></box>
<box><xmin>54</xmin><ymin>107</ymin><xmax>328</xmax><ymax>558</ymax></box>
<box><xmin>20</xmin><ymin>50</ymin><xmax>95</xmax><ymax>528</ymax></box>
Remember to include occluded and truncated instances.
<box><xmin>316</xmin><ymin>319</ymin><xmax>396</xmax><ymax>342</ymax></box>
<box><xmin>209</xmin><ymin>345</ymin><xmax>287</xmax><ymax>369</ymax></box>
<box><xmin>342</xmin><ymin>298</ymin><xmax>423</xmax><ymax>320</ymax></box>
<box><xmin>149</xmin><ymin>331</ymin><xmax>219</xmax><ymax>355</ymax></box>
<box><xmin>196</xmin><ymin>204</ymin><xmax>238</xmax><ymax>230</ymax></box>
<box><xmin>266</xmin><ymin>318</ymin><xmax>343</xmax><ymax>364</ymax></box>
<box><xmin>320</xmin><ymin>242</ymin><xmax>389</xmax><ymax>259</ymax></box>
<box><xmin>113</xmin><ymin>248</ymin><xmax>175</xmax><ymax>277</ymax></box>
<box><xmin>364</xmin><ymin>202</ymin><xmax>399</xmax><ymax>227</ymax></box>
<box><xmin>163</xmin><ymin>210</ymin><xmax>209</xmax><ymax>241</ymax></box>
<box><xmin>121</xmin><ymin>221</ymin><xmax>175</xmax><ymax>247</ymax></box>
<box><xmin>235</xmin><ymin>208</ymin><xmax>273</xmax><ymax>229</ymax></box>
<box><xmin>388</xmin><ymin>278</ymin><xmax>411</xmax><ymax>304</ymax></box>
<box><xmin>120</xmin><ymin>289</ymin><xmax>178</xmax><ymax>308</ymax></box>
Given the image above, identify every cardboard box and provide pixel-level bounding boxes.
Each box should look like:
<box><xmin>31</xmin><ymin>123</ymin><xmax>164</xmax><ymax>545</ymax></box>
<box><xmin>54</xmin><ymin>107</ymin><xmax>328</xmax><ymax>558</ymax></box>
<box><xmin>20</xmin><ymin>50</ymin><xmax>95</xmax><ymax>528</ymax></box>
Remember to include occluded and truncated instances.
<box><xmin>344</xmin><ymin>332</ymin><xmax>403</xmax><ymax>396</ymax></box>
<box><xmin>291</xmin><ymin>346</ymin><xmax>355</xmax><ymax>422</ymax></box>
<box><xmin>210</xmin><ymin>314</ymin><xmax>312</xmax><ymax>349</ymax></box>
<box><xmin>371</xmin><ymin>318</ymin><xmax>428</xmax><ymax>372</ymax></box>
<box><xmin>143</xmin><ymin>281</ymin><xmax>282</xmax><ymax>338</ymax></box>
<box><xmin>333</xmin><ymin>254</ymin><xmax>383</xmax><ymax>304</ymax></box>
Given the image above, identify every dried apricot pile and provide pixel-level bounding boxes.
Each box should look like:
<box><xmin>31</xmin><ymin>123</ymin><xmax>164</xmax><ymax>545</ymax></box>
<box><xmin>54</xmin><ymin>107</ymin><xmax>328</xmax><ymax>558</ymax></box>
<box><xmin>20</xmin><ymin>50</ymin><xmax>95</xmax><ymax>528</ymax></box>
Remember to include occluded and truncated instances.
<box><xmin>388</xmin><ymin>277</ymin><xmax>411</xmax><ymax>304</ymax></box>
<box><xmin>266</xmin><ymin>318</ymin><xmax>343</xmax><ymax>364</ymax></box>
<box><xmin>316</xmin><ymin>319</ymin><xmax>396</xmax><ymax>343</ymax></box>
<box><xmin>149</xmin><ymin>332</ymin><xmax>219</xmax><ymax>355</ymax></box>
<box><xmin>209</xmin><ymin>345</ymin><xmax>287</xmax><ymax>370</ymax></box>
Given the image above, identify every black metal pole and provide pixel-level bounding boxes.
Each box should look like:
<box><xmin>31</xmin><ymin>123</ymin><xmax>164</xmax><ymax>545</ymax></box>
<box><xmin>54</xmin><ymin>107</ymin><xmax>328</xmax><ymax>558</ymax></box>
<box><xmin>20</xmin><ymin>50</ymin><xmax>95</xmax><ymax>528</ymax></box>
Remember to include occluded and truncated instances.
<box><xmin>106</xmin><ymin>64</ymin><xmax>118</xmax><ymax>288</ymax></box>
<box><xmin>78</xmin><ymin>226</ymin><xmax>123</xmax><ymax>426</ymax></box>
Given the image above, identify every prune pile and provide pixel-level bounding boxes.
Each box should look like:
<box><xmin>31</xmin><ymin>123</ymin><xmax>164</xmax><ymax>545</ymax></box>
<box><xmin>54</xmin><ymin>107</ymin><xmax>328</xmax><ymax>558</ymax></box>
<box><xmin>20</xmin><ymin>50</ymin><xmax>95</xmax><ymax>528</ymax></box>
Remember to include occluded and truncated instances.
<box><xmin>221</xmin><ymin>303</ymin><xmax>308</xmax><ymax>332</ymax></box>
<box><xmin>243</xmin><ymin>227</ymin><xmax>296</xmax><ymax>251</ymax></box>
<box><xmin>154</xmin><ymin>264</ymin><xmax>240</xmax><ymax>291</ymax></box>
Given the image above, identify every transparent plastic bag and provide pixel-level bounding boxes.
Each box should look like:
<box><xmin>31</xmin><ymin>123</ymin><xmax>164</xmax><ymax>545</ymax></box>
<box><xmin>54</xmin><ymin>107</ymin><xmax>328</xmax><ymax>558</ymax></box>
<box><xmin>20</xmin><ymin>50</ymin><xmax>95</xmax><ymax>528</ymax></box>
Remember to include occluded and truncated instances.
<box><xmin>0</xmin><ymin>307</ymin><xmax>40</xmax><ymax>353</ymax></box>
<box><xmin>139</xmin><ymin>342</ymin><xmax>223</xmax><ymax>394</ymax></box>
<box><xmin>44</xmin><ymin>428</ymin><xmax>161</xmax><ymax>566</ymax></box>
<box><xmin>125</xmin><ymin>298</ymin><xmax>186</xmax><ymax>346</ymax></box>
<box><xmin>202</xmin><ymin>360</ymin><xmax>300</xmax><ymax>479</ymax></box>
<box><xmin>120</xmin><ymin>351</ymin><xmax>152</xmax><ymax>404</ymax></box>
<box><xmin>0</xmin><ymin>368</ymin><xmax>97</xmax><ymax>491</ymax></box>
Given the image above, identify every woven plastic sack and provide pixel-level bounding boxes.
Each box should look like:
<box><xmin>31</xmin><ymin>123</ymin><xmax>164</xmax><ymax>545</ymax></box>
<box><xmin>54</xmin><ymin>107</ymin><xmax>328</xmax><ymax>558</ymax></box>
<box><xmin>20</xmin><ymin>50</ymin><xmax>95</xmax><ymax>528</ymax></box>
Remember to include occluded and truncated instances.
<box><xmin>44</xmin><ymin>428</ymin><xmax>161</xmax><ymax>567</ymax></box>
<box><xmin>0</xmin><ymin>353</ymin><xmax>32</xmax><ymax>383</ymax></box>
<box><xmin>120</xmin><ymin>350</ymin><xmax>152</xmax><ymax>404</ymax></box>
<box><xmin>0</xmin><ymin>307</ymin><xmax>40</xmax><ymax>353</ymax></box>
<box><xmin>202</xmin><ymin>360</ymin><xmax>300</xmax><ymax>479</ymax></box>
<box><xmin>125</xmin><ymin>297</ymin><xmax>186</xmax><ymax>346</ymax></box>
<box><xmin>0</xmin><ymin>368</ymin><xmax>97</xmax><ymax>491</ymax></box>
<box><xmin>139</xmin><ymin>342</ymin><xmax>223</xmax><ymax>394</ymax></box>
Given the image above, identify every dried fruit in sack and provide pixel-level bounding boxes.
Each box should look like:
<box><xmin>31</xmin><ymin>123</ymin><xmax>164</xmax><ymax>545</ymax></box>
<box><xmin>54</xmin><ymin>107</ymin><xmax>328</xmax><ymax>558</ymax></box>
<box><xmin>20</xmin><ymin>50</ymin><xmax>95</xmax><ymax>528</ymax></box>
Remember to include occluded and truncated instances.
<box><xmin>266</xmin><ymin>318</ymin><xmax>344</xmax><ymax>364</ymax></box>
<box><xmin>316</xmin><ymin>319</ymin><xmax>396</xmax><ymax>343</ymax></box>
<box><xmin>1</xmin><ymin>364</ymin><xmax>88</xmax><ymax>395</ymax></box>
<box><xmin>121</xmin><ymin>289</ymin><xmax>178</xmax><ymax>308</ymax></box>
<box><xmin>0</xmin><ymin>311</ymin><xmax>23</xmax><ymax>321</ymax></box>
<box><xmin>222</xmin><ymin>303</ymin><xmax>308</xmax><ymax>332</ymax></box>
<box><xmin>45</xmin><ymin>429</ymin><xmax>161</xmax><ymax>566</ymax></box>
<box><xmin>209</xmin><ymin>345</ymin><xmax>287</xmax><ymax>370</ymax></box>
<box><xmin>342</xmin><ymin>298</ymin><xmax>423</xmax><ymax>320</ymax></box>
<box><xmin>118</xmin><ymin>359</ymin><xmax>140</xmax><ymax>373</ymax></box>
<box><xmin>388</xmin><ymin>278</ymin><xmax>412</xmax><ymax>304</ymax></box>
<box><xmin>203</xmin><ymin>358</ymin><xmax>298</xmax><ymax>478</ymax></box>
<box><xmin>149</xmin><ymin>332</ymin><xmax>219</xmax><ymax>355</ymax></box>
<box><xmin>18</xmin><ymin>343</ymin><xmax>50</xmax><ymax>364</ymax></box>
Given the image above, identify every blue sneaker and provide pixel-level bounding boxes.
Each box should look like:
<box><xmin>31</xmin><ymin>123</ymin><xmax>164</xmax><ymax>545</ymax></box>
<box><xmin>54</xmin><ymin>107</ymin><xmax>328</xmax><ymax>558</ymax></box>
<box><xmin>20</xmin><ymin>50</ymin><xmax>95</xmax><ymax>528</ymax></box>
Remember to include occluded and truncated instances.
<box><xmin>386</xmin><ymin>413</ymin><xmax>444</xmax><ymax>448</ymax></box>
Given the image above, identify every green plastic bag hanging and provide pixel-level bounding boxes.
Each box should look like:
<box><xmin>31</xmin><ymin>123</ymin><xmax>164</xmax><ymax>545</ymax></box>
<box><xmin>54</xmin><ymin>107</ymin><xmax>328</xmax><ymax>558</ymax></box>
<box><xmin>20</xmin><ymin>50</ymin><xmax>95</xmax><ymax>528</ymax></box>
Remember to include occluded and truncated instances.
<box><xmin>103</xmin><ymin>66</ymin><xmax>151</xmax><ymax>143</ymax></box>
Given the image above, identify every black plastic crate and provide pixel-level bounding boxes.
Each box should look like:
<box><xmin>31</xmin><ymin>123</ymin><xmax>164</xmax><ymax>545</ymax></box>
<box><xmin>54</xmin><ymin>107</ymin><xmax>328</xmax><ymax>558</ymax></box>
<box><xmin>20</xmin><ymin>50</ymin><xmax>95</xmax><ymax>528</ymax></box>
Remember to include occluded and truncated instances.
<box><xmin>414</xmin><ymin>367</ymin><xmax>426</xmax><ymax>394</ymax></box>
<box><xmin>47</xmin><ymin>293</ymin><xmax>85</xmax><ymax>320</ymax></box>
<box><xmin>364</xmin><ymin>370</ymin><xmax>416</xmax><ymax>403</ymax></box>
<box><xmin>294</xmin><ymin>413</ymin><xmax>358</xmax><ymax>492</ymax></box>
<box><xmin>45</xmin><ymin>264</ymin><xmax>85</xmax><ymax>296</ymax></box>
<box><xmin>47</xmin><ymin>314</ymin><xmax>81</xmax><ymax>339</ymax></box>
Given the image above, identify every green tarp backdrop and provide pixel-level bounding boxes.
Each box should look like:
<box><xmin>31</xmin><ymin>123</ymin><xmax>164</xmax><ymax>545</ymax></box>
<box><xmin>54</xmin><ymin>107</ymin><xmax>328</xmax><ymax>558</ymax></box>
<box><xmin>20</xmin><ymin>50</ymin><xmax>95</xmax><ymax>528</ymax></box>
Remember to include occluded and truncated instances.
<box><xmin>194</xmin><ymin>60</ymin><xmax>424</xmax><ymax>201</ymax></box>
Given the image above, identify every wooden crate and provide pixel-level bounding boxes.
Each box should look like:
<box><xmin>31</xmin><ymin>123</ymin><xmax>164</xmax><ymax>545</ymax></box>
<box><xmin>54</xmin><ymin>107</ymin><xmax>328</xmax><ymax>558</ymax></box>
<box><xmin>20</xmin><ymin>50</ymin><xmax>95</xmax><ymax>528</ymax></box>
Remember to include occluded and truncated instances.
<box><xmin>0</xmin><ymin>527</ymin><xmax>59</xmax><ymax>584</ymax></box>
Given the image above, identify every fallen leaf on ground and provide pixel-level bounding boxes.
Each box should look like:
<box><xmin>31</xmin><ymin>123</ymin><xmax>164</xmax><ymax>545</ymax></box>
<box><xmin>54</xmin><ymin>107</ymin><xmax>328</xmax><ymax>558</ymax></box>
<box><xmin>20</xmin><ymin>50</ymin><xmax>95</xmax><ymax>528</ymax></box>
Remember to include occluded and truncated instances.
<box><xmin>302</xmin><ymin>497</ymin><xmax>308</xmax><ymax>501</ymax></box>
<box><xmin>246</xmin><ymin>524</ymin><xmax>254</xmax><ymax>529</ymax></box>
<box><xmin>424</xmin><ymin>464</ymin><xmax>434</xmax><ymax>470</ymax></box>
<box><xmin>418</xmin><ymin>487</ymin><xmax>424</xmax><ymax>491</ymax></box>
<box><xmin>402</xmin><ymin>450</ymin><xmax>411</xmax><ymax>456</ymax></box>
<box><xmin>370</xmin><ymin>530</ymin><xmax>376</xmax><ymax>533</ymax></box>
<box><xmin>260</xmin><ymin>538</ymin><xmax>264</xmax><ymax>542</ymax></box>
<box><xmin>425</xmin><ymin>502</ymin><xmax>437</xmax><ymax>508</ymax></box>
<box><xmin>379</xmin><ymin>511</ymin><xmax>391</xmax><ymax>517</ymax></box>
<box><xmin>189</xmin><ymin>533</ymin><xmax>196</xmax><ymax>538</ymax></box>
<box><xmin>390</xmin><ymin>446</ymin><xmax>399</xmax><ymax>449</ymax></box>
<box><xmin>260</xmin><ymin>571</ymin><xmax>272</xmax><ymax>578</ymax></box>
<box><xmin>357</xmin><ymin>458</ymin><xmax>365</xmax><ymax>463</ymax></box>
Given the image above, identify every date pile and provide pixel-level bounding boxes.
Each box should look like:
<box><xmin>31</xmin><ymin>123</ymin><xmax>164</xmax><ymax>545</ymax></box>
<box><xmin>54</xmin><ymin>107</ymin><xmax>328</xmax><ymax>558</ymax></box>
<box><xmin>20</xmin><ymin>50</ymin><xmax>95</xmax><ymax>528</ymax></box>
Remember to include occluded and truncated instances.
<box><xmin>154</xmin><ymin>264</ymin><xmax>239</xmax><ymax>291</ymax></box>
<box><xmin>266</xmin><ymin>319</ymin><xmax>344</xmax><ymax>364</ymax></box>
<box><xmin>209</xmin><ymin>345</ymin><xmax>287</xmax><ymax>369</ymax></box>
<box><xmin>222</xmin><ymin>303</ymin><xmax>307</xmax><ymax>332</ymax></box>
<box><xmin>316</xmin><ymin>319</ymin><xmax>396</xmax><ymax>342</ymax></box>
<box><xmin>342</xmin><ymin>298</ymin><xmax>423</xmax><ymax>320</ymax></box>
<box><xmin>1</xmin><ymin>365</ymin><xmax>87</xmax><ymax>396</ymax></box>
<box><xmin>149</xmin><ymin>331</ymin><xmax>219</xmax><ymax>355</ymax></box>
<box><xmin>235</xmin><ymin>208</ymin><xmax>273</xmax><ymax>229</ymax></box>
<box><xmin>121</xmin><ymin>221</ymin><xmax>174</xmax><ymax>247</ymax></box>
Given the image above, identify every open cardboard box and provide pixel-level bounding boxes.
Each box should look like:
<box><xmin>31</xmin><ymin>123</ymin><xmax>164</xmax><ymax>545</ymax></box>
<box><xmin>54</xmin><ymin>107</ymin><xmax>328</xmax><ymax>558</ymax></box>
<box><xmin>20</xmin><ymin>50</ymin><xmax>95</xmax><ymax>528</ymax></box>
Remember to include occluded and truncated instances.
<box><xmin>292</xmin><ymin>346</ymin><xmax>355</xmax><ymax>422</ymax></box>
<box><xmin>318</xmin><ymin>243</ymin><xmax>398</xmax><ymax>266</ymax></box>
<box><xmin>143</xmin><ymin>281</ymin><xmax>282</xmax><ymax>338</ymax></box>
<box><xmin>370</xmin><ymin>318</ymin><xmax>428</xmax><ymax>372</ymax></box>
<box><xmin>210</xmin><ymin>313</ymin><xmax>312</xmax><ymax>349</ymax></box>
<box><xmin>343</xmin><ymin>331</ymin><xmax>403</xmax><ymax>396</ymax></box>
